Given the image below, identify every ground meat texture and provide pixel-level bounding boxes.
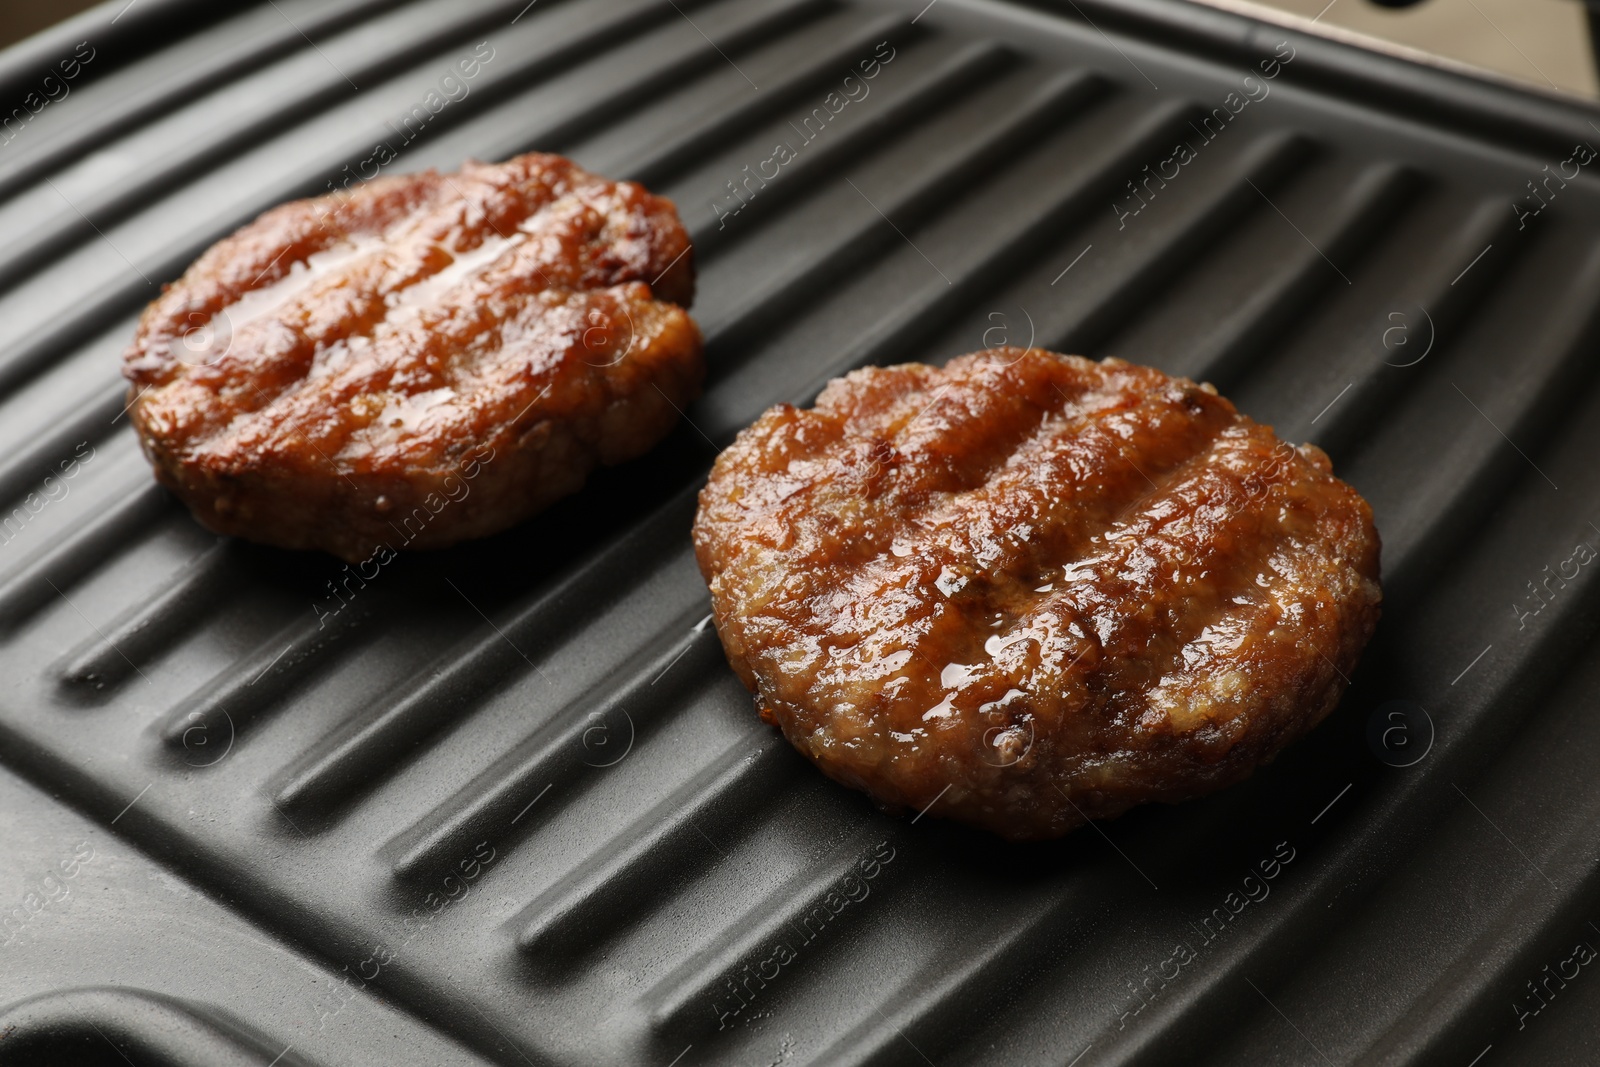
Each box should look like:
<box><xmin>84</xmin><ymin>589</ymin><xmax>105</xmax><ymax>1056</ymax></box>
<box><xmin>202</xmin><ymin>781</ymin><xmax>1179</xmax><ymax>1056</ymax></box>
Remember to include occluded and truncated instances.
<box><xmin>124</xmin><ymin>152</ymin><xmax>702</xmax><ymax>562</ymax></box>
<box><xmin>692</xmin><ymin>348</ymin><xmax>1382</xmax><ymax>841</ymax></box>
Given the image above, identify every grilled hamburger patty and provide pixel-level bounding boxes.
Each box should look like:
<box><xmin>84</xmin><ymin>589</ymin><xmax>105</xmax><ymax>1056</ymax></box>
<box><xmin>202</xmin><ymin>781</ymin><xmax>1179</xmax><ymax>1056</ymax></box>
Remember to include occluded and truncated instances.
<box><xmin>123</xmin><ymin>152</ymin><xmax>701</xmax><ymax>562</ymax></box>
<box><xmin>693</xmin><ymin>348</ymin><xmax>1381</xmax><ymax>840</ymax></box>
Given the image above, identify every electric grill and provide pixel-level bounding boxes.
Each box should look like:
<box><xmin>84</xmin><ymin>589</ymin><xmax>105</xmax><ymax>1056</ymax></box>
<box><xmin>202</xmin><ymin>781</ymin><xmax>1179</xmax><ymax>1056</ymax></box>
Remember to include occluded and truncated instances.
<box><xmin>2</xmin><ymin>0</ymin><xmax>1600</xmax><ymax>1064</ymax></box>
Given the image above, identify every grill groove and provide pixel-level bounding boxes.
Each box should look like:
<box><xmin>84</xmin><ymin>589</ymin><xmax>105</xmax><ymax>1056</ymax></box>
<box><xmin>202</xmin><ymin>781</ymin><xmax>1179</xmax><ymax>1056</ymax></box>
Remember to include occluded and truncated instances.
<box><xmin>2</xmin><ymin>1</ymin><xmax>1599</xmax><ymax>1064</ymax></box>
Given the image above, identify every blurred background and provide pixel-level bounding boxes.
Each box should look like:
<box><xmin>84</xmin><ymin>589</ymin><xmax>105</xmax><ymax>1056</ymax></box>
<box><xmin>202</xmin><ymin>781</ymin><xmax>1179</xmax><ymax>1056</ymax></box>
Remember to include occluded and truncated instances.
<box><xmin>1</xmin><ymin>0</ymin><xmax>1597</xmax><ymax>97</ymax></box>
<box><xmin>0</xmin><ymin>0</ymin><xmax>100</xmax><ymax>52</ymax></box>
<box><xmin>1239</xmin><ymin>0</ymin><xmax>1598</xmax><ymax>96</ymax></box>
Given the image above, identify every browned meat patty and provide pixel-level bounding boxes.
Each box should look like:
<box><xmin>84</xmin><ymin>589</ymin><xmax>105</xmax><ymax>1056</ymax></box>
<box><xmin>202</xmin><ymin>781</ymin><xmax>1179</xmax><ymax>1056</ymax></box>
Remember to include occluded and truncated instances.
<box><xmin>124</xmin><ymin>152</ymin><xmax>701</xmax><ymax>562</ymax></box>
<box><xmin>693</xmin><ymin>348</ymin><xmax>1381</xmax><ymax>841</ymax></box>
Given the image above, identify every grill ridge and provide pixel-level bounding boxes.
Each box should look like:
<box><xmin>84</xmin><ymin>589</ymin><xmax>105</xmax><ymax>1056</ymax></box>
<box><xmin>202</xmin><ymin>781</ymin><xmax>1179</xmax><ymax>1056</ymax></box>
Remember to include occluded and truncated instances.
<box><xmin>269</xmin><ymin>492</ymin><xmax>700</xmax><ymax>820</ymax></box>
<box><xmin>384</xmin><ymin>601</ymin><xmax>729</xmax><ymax>881</ymax></box>
<box><xmin>3</xmin><ymin>1</ymin><xmax>1600</xmax><ymax>1064</ymax></box>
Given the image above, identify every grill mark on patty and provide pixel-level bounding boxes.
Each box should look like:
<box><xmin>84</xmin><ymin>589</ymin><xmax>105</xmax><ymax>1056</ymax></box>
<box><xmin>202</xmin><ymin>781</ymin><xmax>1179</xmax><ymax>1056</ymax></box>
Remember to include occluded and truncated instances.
<box><xmin>1055</xmin><ymin>432</ymin><xmax>1376</xmax><ymax>752</ymax></box>
<box><xmin>1056</xmin><ymin>439</ymin><xmax>1301</xmax><ymax>723</ymax></box>
<box><xmin>125</xmin><ymin>152</ymin><xmax>703</xmax><ymax>562</ymax></box>
<box><xmin>875</xmin><ymin>357</ymin><xmax>1095</xmax><ymax>494</ymax></box>
<box><xmin>1161</xmin><ymin>453</ymin><xmax>1380</xmax><ymax>712</ymax></box>
<box><xmin>147</xmin><ymin>164</ymin><xmax>686</xmax><ymax>468</ymax></box>
<box><xmin>127</xmin><ymin>172</ymin><xmax>457</xmax><ymax>384</ymax></box>
<box><xmin>190</xmin><ymin>286</ymin><xmax>673</xmax><ymax>475</ymax></box>
<box><xmin>694</xmin><ymin>348</ymin><xmax>1381</xmax><ymax>839</ymax></box>
<box><xmin>875</xmin><ymin>425</ymin><xmax>1251</xmax><ymax>743</ymax></box>
<box><xmin>718</xmin><ymin>354</ymin><xmax>1243</xmax><ymax>735</ymax></box>
<box><xmin>927</xmin><ymin>374</ymin><xmax>1232</xmax><ymax>578</ymax></box>
<box><xmin>876</xmin><ymin>359</ymin><xmax>1232</xmax><ymax>659</ymax></box>
<box><xmin>204</xmin><ymin>178</ymin><xmax>605</xmax><ymax>413</ymax></box>
<box><xmin>808</xmin><ymin>426</ymin><xmax>1324</xmax><ymax>760</ymax></box>
<box><xmin>767</xmin><ymin>352</ymin><xmax>1228</xmax><ymax>571</ymax></box>
<box><xmin>1138</xmin><ymin>540</ymin><xmax>1340</xmax><ymax>741</ymax></box>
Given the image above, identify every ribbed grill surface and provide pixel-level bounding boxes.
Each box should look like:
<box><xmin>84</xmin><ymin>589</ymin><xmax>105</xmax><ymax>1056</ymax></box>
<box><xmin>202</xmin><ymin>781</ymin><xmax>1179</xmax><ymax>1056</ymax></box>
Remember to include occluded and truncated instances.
<box><xmin>3</xmin><ymin>0</ymin><xmax>1600</xmax><ymax>1064</ymax></box>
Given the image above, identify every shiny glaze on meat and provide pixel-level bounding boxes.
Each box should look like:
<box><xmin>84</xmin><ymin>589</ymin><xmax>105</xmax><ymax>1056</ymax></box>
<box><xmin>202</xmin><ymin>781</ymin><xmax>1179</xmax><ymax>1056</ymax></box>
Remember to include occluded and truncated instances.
<box><xmin>693</xmin><ymin>348</ymin><xmax>1381</xmax><ymax>840</ymax></box>
<box><xmin>124</xmin><ymin>152</ymin><xmax>701</xmax><ymax>561</ymax></box>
